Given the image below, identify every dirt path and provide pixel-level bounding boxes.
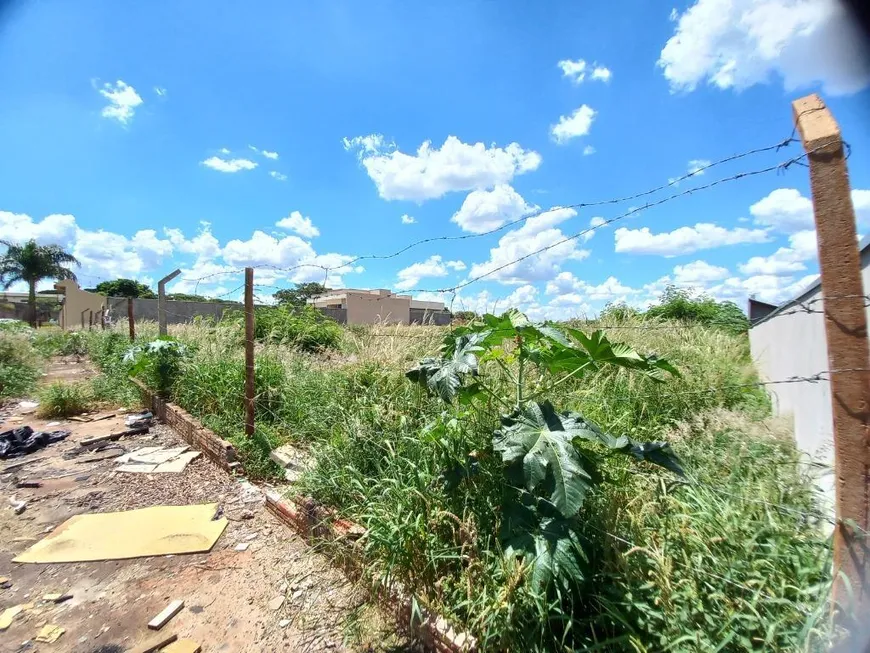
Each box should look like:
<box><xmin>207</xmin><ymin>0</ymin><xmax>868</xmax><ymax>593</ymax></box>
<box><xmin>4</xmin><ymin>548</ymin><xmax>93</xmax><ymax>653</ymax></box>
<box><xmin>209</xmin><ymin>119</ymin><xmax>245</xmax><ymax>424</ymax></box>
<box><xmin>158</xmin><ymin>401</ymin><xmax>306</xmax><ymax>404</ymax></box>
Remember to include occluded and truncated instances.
<box><xmin>0</xmin><ymin>357</ymin><xmax>406</xmax><ymax>652</ymax></box>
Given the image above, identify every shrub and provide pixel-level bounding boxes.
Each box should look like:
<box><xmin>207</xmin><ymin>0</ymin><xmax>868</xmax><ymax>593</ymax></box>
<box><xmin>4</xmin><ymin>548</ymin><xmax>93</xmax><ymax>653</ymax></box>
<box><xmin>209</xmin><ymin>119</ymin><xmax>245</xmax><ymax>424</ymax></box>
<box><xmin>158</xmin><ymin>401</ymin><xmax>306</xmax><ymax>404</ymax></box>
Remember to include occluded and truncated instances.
<box><xmin>0</xmin><ymin>332</ymin><xmax>41</xmax><ymax>399</ymax></box>
<box><xmin>32</xmin><ymin>329</ymin><xmax>88</xmax><ymax>358</ymax></box>
<box><xmin>224</xmin><ymin>305</ymin><xmax>342</xmax><ymax>352</ymax></box>
<box><xmin>124</xmin><ymin>337</ymin><xmax>188</xmax><ymax>398</ymax></box>
<box><xmin>37</xmin><ymin>381</ymin><xmax>91</xmax><ymax>417</ymax></box>
<box><xmin>646</xmin><ymin>285</ymin><xmax>750</xmax><ymax>334</ymax></box>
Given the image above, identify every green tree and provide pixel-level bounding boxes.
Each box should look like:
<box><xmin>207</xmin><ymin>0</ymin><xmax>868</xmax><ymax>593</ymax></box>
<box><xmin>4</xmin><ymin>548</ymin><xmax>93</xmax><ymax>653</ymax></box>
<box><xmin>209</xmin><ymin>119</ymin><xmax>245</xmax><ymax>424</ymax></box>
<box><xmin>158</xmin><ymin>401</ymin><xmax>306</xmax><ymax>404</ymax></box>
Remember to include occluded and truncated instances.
<box><xmin>273</xmin><ymin>282</ymin><xmax>328</xmax><ymax>307</ymax></box>
<box><xmin>89</xmin><ymin>278</ymin><xmax>156</xmax><ymax>299</ymax></box>
<box><xmin>646</xmin><ymin>285</ymin><xmax>749</xmax><ymax>334</ymax></box>
<box><xmin>0</xmin><ymin>240</ymin><xmax>80</xmax><ymax>326</ymax></box>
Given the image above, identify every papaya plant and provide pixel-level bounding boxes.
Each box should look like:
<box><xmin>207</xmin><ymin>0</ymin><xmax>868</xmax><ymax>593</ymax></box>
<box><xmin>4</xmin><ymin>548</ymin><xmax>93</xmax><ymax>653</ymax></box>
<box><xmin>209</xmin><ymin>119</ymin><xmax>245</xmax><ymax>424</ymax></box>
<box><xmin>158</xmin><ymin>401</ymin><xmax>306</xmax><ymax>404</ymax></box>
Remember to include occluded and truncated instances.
<box><xmin>406</xmin><ymin>310</ymin><xmax>684</xmax><ymax>590</ymax></box>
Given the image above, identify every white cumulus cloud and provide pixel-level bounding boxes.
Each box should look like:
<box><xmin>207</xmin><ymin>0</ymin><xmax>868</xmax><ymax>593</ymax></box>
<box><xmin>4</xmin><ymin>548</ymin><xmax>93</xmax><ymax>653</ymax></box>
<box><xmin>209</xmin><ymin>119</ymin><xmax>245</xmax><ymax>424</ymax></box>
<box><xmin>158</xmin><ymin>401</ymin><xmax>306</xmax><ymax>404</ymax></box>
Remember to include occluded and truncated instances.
<box><xmin>269</xmin><ymin>171</ymin><xmax>287</xmax><ymax>181</ymax></box>
<box><xmin>615</xmin><ymin>223</ymin><xmax>770</xmax><ymax>256</ymax></box>
<box><xmin>750</xmin><ymin>187</ymin><xmax>870</xmax><ymax>233</ymax></box>
<box><xmin>98</xmin><ymin>80</ymin><xmax>143</xmax><ymax>125</ymax></box>
<box><xmin>395</xmin><ymin>255</ymin><xmax>466</xmax><ymax>291</ymax></box>
<box><xmin>201</xmin><ymin>156</ymin><xmax>258</xmax><ymax>173</ymax></box>
<box><xmin>344</xmin><ymin>135</ymin><xmax>542</xmax><ymax>202</ymax></box>
<box><xmin>276</xmin><ymin>211</ymin><xmax>320</xmax><ymax>239</ymax></box>
<box><xmin>551</xmin><ymin>105</ymin><xmax>596</xmax><ymax>144</ymax></box>
<box><xmin>738</xmin><ymin>229</ymin><xmax>817</xmax><ymax>275</ymax></box>
<box><xmin>659</xmin><ymin>0</ymin><xmax>870</xmax><ymax>95</ymax></box>
<box><xmin>451</xmin><ymin>184</ymin><xmax>536</xmax><ymax>234</ymax></box>
<box><xmin>673</xmin><ymin>260</ymin><xmax>730</xmax><ymax>284</ymax></box>
<box><xmin>401</xmin><ymin>214</ymin><xmax>416</xmax><ymax>224</ymax></box>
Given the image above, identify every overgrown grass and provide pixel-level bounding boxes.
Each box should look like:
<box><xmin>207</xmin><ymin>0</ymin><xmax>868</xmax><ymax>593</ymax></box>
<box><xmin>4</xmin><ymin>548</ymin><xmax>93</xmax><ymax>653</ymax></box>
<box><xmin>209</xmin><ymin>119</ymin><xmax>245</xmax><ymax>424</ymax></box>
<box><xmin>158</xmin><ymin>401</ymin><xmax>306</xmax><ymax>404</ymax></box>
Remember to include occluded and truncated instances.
<box><xmin>81</xmin><ymin>317</ymin><xmax>833</xmax><ymax>650</ymax></box>
<box><xmin>0</xmin><ymin>331</ymin><xmax>41</xmax><ymax>399</ymax></box>
<box><xmin>37</xmin><ymin>381</ymin><xmax>92</xmax><ymax>418</ymax></box>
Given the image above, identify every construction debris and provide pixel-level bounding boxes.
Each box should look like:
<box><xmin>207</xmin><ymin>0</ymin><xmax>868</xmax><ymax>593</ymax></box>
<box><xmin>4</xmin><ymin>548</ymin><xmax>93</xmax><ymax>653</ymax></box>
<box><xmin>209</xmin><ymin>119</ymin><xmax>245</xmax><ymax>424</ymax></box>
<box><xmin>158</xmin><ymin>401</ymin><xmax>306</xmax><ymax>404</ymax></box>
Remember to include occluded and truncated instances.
<box><xmin>34</xmin><ymin>624</ymin><xmax>65</xmax><ymax>643</ymax></box>
<box><xmin>0</xmin><ymin>603</ymin><xmax>31</xmax><ymax>630</ymax></box>
<box><xmin>0</xmin><ymin>426</ymin><xmax>70</xmax><ymax>459</ymax></box>
<box><xmin>0</xmin><ymin>576</ymin><xmax>10</xmax><ymax>589</ymax></box>
<box><xmin>162</xmin><ymin>639</ymin><xmax>202</xmax><ymax>653</ymax></box>
<box><xmin>79</xmin><ymin>426</ymin><xmax>149</xmax><ymax>447</ymax></box>
<box><xmin>234</xmin><ymin>542</ymin><xmax>250</xmax><ymax>552</ymax></box>
<box><xmin>125</xmin><ymin>411</ymin><xmax>154</xmax><ymax>428</ymax></box>
<box><xmin>14</xmin><ymin>503</ymin><xmax>228</xmax><ymax>563</ymax></box>
<box><xmin>128</xmin><ymin>632</ymin><xmax>178</xmax><ymax>653</ymax></box>
<box><xmin>115</xmin><ymin>446</ymin><xmax>200</xmax><ymax>474</ymax></box>
<box><xmin>148</xmin><ymin>599</ymin><xmax>184</xmax><ymax>630</ymax></box>
<box><xmin>9</xmin><ymin>497</ymin><xmax>26</xmax><ymax>515</ymax></box>
<box><xmin>15</xmin><ymin>480</ymin><xmax>41</xmax><ymax>488</ymax></box>
<box><xmin>43</xmin><ymin>593</ymin><xmax>73</xmax><ymax>603</ymax></box>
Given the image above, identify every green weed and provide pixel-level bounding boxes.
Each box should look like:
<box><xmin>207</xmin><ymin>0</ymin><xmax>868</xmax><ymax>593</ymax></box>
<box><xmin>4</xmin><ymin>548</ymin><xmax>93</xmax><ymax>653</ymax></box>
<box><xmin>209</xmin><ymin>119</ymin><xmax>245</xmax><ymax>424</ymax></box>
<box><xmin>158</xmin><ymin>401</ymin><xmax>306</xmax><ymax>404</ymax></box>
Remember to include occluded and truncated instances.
<box><xmin>37</xmin><ymin>381</ymin><xmax>92</xmax><ymax>417</ymax></box>
<box><xmin>0</xmin><ymin>332</ymin><xmax>41</xmax><ymax>399</ymax></box>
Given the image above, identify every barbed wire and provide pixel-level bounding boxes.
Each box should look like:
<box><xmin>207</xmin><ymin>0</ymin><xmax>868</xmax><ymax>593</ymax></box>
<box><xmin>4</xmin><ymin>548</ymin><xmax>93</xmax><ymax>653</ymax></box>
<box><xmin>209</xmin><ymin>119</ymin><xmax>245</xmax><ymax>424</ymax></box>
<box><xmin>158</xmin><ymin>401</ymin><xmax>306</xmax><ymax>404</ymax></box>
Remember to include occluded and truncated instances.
<box><xmin>181</xmin><ymin>135</ymin><xmax>840</xmax><ymax>300</ymax></box>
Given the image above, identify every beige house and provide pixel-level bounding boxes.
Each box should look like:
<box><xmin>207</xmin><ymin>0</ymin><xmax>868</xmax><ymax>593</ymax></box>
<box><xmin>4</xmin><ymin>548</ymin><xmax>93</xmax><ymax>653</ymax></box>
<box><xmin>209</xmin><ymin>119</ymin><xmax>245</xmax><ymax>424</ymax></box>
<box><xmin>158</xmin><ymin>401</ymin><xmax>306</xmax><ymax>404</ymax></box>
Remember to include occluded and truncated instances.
<box><xmin>308</xmin><ymin>288</ymin><xmax>449</xmax><ymax>325</ymax></box>
<box><xmin>55</xmin><ymin>280</ymin><xmax>106</xmax><ymax>330</ymax></box>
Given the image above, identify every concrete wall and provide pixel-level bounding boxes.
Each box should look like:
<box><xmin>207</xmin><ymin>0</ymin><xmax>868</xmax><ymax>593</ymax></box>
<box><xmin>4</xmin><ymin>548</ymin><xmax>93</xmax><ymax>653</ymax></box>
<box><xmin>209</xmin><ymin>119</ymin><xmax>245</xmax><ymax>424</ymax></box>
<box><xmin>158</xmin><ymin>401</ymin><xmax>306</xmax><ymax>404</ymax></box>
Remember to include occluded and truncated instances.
<box><xmin>56</xmin><ymin>281</ymin><xmax>106</xmax><ymax>329</ymax></box>
<box><xmin>346</xmin><ymin>293</ymin><xmax>410</xmax><ymax>325</ymax></box>
<box><xmin>318</xmin><ymin>307</ymin><xmax>347</xmax><ymax>324</ymax></box>
<box><xmin>410</xmin><ymin>308</ymin><xmax>451</xmax><ymax>326</ymax></box>
<box><xmin>106</xmin><ymin>297</ymin><xmax>242</xmax><ymax>325</ymax></box>
<box><xmin>749</xmin><ymin>250</ymin><xmax>870</xmax><ymax>504</ymax></box>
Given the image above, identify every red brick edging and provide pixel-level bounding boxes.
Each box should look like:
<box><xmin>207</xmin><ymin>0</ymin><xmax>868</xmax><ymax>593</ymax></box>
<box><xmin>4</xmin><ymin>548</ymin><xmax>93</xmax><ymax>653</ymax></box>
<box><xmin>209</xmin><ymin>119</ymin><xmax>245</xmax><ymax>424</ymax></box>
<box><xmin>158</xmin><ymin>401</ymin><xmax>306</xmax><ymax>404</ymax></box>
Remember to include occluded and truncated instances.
<box><xmin>129</xmin><ymin>378</ymin><xmax>239</xmax><ymax>472</ymax></box>
<box><xmin>265</xmin><ymin>492</ymin><xmax>477</xmax><ymax>652</ymax></box>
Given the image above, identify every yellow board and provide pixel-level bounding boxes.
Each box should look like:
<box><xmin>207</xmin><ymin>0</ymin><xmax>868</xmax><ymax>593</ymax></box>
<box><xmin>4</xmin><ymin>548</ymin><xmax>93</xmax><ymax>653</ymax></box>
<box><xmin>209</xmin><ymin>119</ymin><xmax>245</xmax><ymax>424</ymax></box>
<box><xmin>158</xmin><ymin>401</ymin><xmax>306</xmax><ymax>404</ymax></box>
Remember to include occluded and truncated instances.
<box><xmin>13</xmin><ymin>504</ymin><xmax>227</xmax><ymax>563</ymax></box>
<box><xmin>163</xmin><ymin>638</ymin><xmax>202</xmax><ymax>653</ymax></box>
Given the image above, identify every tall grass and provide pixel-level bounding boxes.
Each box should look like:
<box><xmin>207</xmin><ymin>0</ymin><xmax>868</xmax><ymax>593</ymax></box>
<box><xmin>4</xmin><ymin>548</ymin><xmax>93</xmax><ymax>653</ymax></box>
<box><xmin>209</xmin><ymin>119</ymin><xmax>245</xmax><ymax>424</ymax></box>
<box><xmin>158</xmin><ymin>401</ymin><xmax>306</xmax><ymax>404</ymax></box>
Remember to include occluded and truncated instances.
<box><xmin>0</xmin><ymin>331</ymin><xmax>41</xmax><ymax>399</ymax></box>
<box><xmin>82</xmin><ymin>317</ymin><xmax>833</xmax><ymax>650</ymax></box>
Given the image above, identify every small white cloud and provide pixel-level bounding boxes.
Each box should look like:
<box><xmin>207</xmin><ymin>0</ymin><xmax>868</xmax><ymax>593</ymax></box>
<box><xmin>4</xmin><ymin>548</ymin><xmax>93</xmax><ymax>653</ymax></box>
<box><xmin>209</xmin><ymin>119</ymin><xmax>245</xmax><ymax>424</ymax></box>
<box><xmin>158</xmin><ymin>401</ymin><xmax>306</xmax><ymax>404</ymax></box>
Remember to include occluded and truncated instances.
<box><xmin>544</xmin><ymin>271</ymin><xmax>639</xmax><ymax>301</ymax></box>
<box><xmin>738</xmin><ymin>229</ymin><xmax>817</xmax><ymax>275</ymax></box>
<box><xmin>452</xmin><ymin>184</ymin><xmax>535</xmax><ymax>234</ymax></box>
<box><xmin>558</xmin><ymin>59</ymin><xmax>588</xmax><ymax>84</ymax></box>
<box><xmin>269</xmin><ymin>171</ymin><xmax>287</xmax><ymax>181</ymax></box>
<box><xmin>201</xmin><ymin>156</ymin><xmax>258</xmax><ymax>173</ymax></box>
<box><xmin>342</xmin><ymin>134</ymin><xmax>390</xmax><ymax>156</ymax></box>
<box><xmin>98</xmin><ymin>80</ymin><xmax>143</xmax><ymax>124</ymax></box>
<box><xmin>154</xmin><ymin>87</ymin><xmax>167</xmax><ymax>97</ymax></box>
<box><xmin>551</xmin><ymin>105</ymin><xmax>596</xmax><ymax>144</ymax></box>
<box><xmin>614</xmin><ymin>223</ymin><xmax>770</xmax><ymax>256</ymax></box>
<box><xmin>687</xmin><ymin>159</ymin><xmax>711</xmax><ymax>176</ymax></box>
<box><xmin>401</xmin><ymin>214</ymin><xmax>416</xmax><ymax>224</ymax></box>
<box><xmin>219</xmin><ymin>147</ymin><xmax>231</xmax><ymax>155</ymax></box>
<box><xmin>673</xmin><ymin>260</ymin><xmax>730</xmax><ymax>284</ymax></box>
<box><xmin>583</xmin><ymin>145</ymin><xmax>596</xmax><ymax>156</ymax></box>
<box><xmin>276</xmin><ymin>211</ymin><xmax>320</xmax><ymax>239</ymax></box>
<box><xmin>591</xmin><ymin>66</ymin><xmax>612</xmax><ymax>82</ymax></box>
<box><xmin>395</xmin><ymin>255</ymin><xmax>466</xmax><ymax>291</ymax></box>
<box><xmin>262</xmin><ymin>150</ymin><xmax>279</xmax><ymax>160</ymax></box>
<box><xmin>669</xmin><ymin>7</ymin><xmax>678</xmax><ymax>20</ymax></box>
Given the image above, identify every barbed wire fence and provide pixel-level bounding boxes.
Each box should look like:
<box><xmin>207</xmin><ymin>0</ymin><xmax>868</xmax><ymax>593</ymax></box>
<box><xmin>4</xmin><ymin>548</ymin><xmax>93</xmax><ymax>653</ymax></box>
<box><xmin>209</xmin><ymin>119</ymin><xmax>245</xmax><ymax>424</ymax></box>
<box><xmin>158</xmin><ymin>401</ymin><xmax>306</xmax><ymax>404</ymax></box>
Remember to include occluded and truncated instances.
<box><xmin>72</xmin><ymin>96</ymin><xmax>869</xmax><ymax>631</ymax></box>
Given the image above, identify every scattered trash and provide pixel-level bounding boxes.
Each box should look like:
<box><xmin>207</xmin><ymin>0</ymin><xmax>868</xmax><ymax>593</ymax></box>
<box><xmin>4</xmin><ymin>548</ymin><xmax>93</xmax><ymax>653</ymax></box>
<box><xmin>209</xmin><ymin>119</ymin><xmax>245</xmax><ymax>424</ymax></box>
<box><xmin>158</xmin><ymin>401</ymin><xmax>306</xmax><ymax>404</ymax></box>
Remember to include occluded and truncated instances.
<box><xmin>125</xmin><ymin>411</ymin><xmax>153</xmax><ymax>428</ymax></box>
<box><xmin>240</xmin><ymin>509</ymin><xmax>254</xmax><ymax>520</ymax></box>
<box><xmin>0</xmin><ymin>576</ymin><xmax>11</xmax><ymax>589</ymax></box>
<box><xmin>79</xmin><ymin>426</ymin><xmax>148</xmax><ymax>447</ymax></box>
<box><xmin>34</xmin><ymin>624</ymin><xmax>65</xmax><ymax>643</ymax></box>
<box><xmin>0</xmin><ymin>427</ymin><xmax>70</xmax><ymax>459</ymax></box>
<box><xmin>17</xmin><ymin>401</ymin><xmax>39</xmax><ymax>412</ymax></box>
<box><xmin>14</xmin><ymin>503</ymin><xmax>228</xmax><ymax>563</ymax></box>
<box><xmin>163</xmin><ymin>638</ymin><xmax>202</xmax><ymax>653</ymax></box>
<box><xmin>15</xmin><ymin>481</ymin><xmax>41</xmax><ymax>489</ymax></box>
<box><xmin>148</xmin><ymin>599</ymin><xmax>184</xmax><ymax>630</ymax></box>
<box><xmin>42</xmin><ymin>593</ymin><xmax>72</xmax><ymax>604</ymax></box>
<box><xmin>115</xmin><ymin>446</ymin><xmax>200</xmax><ymax>474</ymax></box>
<box><xmin>45</xmin><ymin>422</ymin><xmax>60</xmax><ymax>427</ymax></box>
<box><xmin>244</xmin><ymin>533</ymin><xmax>258</xmax><ymax>541</ymax></box>
<box><xmin>9</xmin><ymin>498</ymin><xmax>26</xmax><ymax>515</ymax></box>
<box><xmin>89</xmin><ymin>412</ymin><xmax>116</xmax><ymax>422</ymax></box>
<box><xmin>0</xmin><ymin>603</ymin><xmax>31</xmax><ymax>630</ymax></box>
<box><xmin>268</xmin><ymin>595</ymin><xmax>285</xmax><ymax>611</ymax></box>
<box><xmin>129</xmin><ymin>631</ymin><xmax>177</xmax><ymax>653</ymax></box>
<box><xmin>234</xmin><ymin>542</ymin><xmax>250</xmax><ymax>552</ymax></box>
<box><xmin>279</xmin><ymin>619</ymin><xmax>290</xmax><ymax>628</ymax></box>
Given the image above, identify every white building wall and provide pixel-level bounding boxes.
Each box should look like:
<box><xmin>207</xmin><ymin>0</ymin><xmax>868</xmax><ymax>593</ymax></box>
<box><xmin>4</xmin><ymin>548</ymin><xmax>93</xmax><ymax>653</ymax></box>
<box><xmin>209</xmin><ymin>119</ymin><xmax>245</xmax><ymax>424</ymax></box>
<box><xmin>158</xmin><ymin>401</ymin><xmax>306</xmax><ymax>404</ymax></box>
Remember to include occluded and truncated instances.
<box><xmin>748</xmin><ymin>259</ymin><xmax>870</xmax><ymax>504</ymax></box>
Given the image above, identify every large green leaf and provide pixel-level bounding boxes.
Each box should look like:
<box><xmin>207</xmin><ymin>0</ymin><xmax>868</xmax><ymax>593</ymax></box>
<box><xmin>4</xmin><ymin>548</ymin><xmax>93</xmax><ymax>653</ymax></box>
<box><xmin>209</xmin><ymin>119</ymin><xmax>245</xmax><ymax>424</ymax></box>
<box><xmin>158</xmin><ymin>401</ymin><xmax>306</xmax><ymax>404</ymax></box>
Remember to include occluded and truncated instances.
<box><xmin>565</xmin><ymin>327</ymin><xmax>680</xmax><ymax>381</ymax></box>
<box><xmin>406</xmin><ymin>331</ymin><xmax>486</xmax><ymax>402</ymax></box>
<box><xmin>493</xmin><ymin>401</ymin><xmax>601</xmax><ymax>518</ymax></box>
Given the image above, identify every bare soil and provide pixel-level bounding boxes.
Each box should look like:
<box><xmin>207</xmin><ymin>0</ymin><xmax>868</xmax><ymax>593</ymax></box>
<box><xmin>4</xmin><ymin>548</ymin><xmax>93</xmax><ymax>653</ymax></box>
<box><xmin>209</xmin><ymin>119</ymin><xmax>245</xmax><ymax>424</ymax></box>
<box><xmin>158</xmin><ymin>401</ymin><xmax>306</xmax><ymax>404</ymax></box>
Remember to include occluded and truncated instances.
<box><xmin>0</xmin><ymin>358</ymin><xmax>411</xmax><ymax>652</ymax></box>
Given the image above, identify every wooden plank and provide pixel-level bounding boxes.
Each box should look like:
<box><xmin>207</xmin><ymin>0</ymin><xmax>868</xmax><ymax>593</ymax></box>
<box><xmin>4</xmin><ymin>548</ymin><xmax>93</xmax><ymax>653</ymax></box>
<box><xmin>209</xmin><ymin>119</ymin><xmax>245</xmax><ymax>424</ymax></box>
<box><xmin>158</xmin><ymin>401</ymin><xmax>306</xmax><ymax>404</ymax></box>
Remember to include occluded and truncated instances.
<box><xmin>147</xmin><ymin>599</ymin><xmax>184</xmax><ymax>630</ymax></box>
<box><xmin>162</xmin><ymin>638</ymin><xmax>201</xmax><ymax>653</ymax></box>
<box><xmin>127</xmin><ymin>632</ymin><xmax>177</xmax><ymax>653</ymax></box>
<box><xmin>79</xmin><ymin>427</ymin><xmax>149</xmax><ymax>447</ymax></box>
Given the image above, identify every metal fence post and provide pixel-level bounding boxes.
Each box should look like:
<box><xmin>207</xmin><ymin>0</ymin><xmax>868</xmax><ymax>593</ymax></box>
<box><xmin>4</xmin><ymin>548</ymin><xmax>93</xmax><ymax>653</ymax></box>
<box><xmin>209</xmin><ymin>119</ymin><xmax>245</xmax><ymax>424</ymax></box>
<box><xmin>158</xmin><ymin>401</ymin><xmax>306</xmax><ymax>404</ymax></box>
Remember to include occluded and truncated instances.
<box><xmin>128</xmin><ymin>297</ymin><xmax>135</xmax><ymax>341</ymax></box>
<box><xmin>793</xmin><ymin>93</ymin><xmax>870</xmax><ymax>633</ymax></box>
<box><xmin>244</xmin><ymin>267</ymin><xmax>255</xmax><ymax>437</ymax></box>
<box><xmin>157</xmin><ymin>269</ymin><xmax>181</xmax><ymax>336</ymax></box>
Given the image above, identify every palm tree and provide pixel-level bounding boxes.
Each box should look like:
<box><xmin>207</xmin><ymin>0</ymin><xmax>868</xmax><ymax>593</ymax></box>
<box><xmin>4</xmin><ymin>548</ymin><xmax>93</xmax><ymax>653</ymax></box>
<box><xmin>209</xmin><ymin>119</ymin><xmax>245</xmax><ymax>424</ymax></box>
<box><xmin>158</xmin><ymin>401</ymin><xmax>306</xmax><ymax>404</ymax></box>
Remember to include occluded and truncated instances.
<box><xmin>0</xmin><ymin>240</ymin><xmax>80</xmax><ymax>327</ymax></box>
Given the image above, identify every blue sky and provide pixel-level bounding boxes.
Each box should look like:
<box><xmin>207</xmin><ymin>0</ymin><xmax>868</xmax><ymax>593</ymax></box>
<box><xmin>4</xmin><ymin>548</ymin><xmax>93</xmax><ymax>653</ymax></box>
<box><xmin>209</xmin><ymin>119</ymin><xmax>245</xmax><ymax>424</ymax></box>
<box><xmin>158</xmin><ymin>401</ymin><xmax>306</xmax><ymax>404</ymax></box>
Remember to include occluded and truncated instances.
<box><xmin>1</xmin><ymin>0</ymin><xmax>869</xmax><ymax>318</ymax></box>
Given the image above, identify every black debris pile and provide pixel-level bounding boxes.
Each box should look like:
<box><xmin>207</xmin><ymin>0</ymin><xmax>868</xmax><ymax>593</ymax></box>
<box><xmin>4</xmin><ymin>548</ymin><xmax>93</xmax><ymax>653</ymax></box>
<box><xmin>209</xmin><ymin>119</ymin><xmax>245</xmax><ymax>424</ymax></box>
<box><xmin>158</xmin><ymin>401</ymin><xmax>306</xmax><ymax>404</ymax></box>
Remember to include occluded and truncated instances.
<box><xmin>0</xmin><ymin>426</ymin><xmax>71</xmax><ymax>459</ymax></box>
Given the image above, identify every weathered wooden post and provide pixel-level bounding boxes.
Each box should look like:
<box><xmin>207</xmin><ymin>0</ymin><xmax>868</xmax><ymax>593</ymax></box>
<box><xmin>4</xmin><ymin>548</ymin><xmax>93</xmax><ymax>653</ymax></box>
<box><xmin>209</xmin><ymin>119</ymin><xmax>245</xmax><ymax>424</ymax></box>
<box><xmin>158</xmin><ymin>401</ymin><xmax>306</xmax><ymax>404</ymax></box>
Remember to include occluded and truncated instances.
<box><xmin>128</xmin><ymin>297</ymin><xmax>135</xmax><ymax>341</ymax></box>
<box><xmin>244</xmin><ymin>268</ymin><xmax>255</xmax><ymax>437</ymax></box>
<box><xmin>793</xmin><ymin>93</ymin><xmax>870</xmax><ymax>638</ymax></box>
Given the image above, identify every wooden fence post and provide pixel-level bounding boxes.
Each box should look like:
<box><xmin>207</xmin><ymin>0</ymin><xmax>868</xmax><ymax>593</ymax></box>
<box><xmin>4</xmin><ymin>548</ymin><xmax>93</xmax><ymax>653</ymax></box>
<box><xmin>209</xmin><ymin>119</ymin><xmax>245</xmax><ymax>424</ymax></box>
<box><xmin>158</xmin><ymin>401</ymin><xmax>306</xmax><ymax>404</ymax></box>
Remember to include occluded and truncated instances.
<box><xmin>793</xmin><ymin>93</ymin><xmax>870</xmax><ymax>633</ymax></box>
<box><xmin>128</xmin><ymin>297</ymin><xmax>135</xmax><ymax>341</ymax></box>
<box><xmin>157</xmin><ymin>269</ymin><xmax>181</xmax><ymax>337</ymax></box>
<box><xmin>244</xmin><ymin>267</ymin><xmax>255</xmax><ymax>437</ymax></box>
<box><xmin>88</xmin><ymin>310</ymin><xmax>93</xmax><ymax>331</ymax></box>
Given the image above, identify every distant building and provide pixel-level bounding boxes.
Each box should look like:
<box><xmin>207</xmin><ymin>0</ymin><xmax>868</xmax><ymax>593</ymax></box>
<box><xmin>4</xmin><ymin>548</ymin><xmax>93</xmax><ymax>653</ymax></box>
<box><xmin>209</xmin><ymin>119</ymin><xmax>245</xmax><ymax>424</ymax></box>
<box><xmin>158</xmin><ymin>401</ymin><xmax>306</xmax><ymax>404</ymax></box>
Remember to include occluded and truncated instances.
<box><xmin>307</xmin><ymin>288</ymin><xmax>450</xmax><ymax>325</ymax></box>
